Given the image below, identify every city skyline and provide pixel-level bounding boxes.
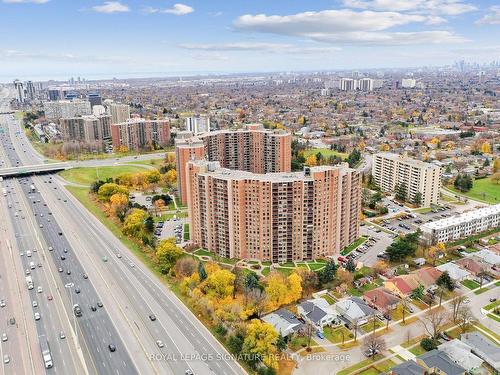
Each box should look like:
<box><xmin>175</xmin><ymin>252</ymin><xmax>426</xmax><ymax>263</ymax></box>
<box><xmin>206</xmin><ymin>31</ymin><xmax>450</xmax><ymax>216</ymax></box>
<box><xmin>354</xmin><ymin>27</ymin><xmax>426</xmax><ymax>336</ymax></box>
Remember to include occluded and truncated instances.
<box><xmin>1</xmin><ymin>0</ymin><xmax>499</xmax><ymax>81</ymax></box>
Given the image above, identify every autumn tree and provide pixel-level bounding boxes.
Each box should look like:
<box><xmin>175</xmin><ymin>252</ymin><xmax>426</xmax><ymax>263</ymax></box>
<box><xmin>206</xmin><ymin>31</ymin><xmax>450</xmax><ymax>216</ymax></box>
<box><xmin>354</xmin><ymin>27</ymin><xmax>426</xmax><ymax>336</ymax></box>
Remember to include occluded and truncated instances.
<box><xmin>491</xmin><ymin>173</ymin><xmax>500</xmax><ymax>185</ymax></box>
<box><xmin>109</xmin><ymin>193</ymin><xmax>128</xmax><ymax>221</ymax></box>
<box><xmin>204</xmin><ymin>269</ymin><xmax>236</xmax><ymax>300</ymax></box>
<box><xmin>481</xmin><ymin>141</ymin><xmax>491</xmax><ymax>154</ymax></box>
<box><xmin>174</xmin><ymin>257</ymin><xmax>198</xmax><ymax>278</ymax></box>
<box><xmin>373</xmin><ymin>260</ymin><xmax>389</xmax><ymax>277</ymax></box>
<box><xmin>493</xmin><ymin>158</ymin><xmax>500</xmax><ymax>173</ymax></box>
<box><xmin>97</xmin><ymin>183</ymin><xmax>129</xmax><ymax>202</ymax></box>
<box><xmin>156</xmin><ymin>238</ymin><xmax>183</xmax><ymax>274</ymax></box>
<box><xmin>122</xmin><ymin>208</ymin><xmax>147</xmax><ymax>239</ymax></box>
<box><xmin>305</xmin><ymin>154</ymin><xmax>317</xmax><ymax>167</ymax></box>
<box><xmin>242</xmin><ymin>319</ymin><xmax>279</xmax><ymax>370</ymax></box>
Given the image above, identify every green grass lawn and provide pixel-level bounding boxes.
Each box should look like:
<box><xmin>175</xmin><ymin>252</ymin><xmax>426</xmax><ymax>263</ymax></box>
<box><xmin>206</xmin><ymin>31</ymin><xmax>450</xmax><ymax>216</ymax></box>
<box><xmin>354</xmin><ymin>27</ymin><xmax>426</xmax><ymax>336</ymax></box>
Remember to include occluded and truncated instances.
<box><xmin>308</xmin><ymin>263</ymin><xmax>326</xmax><ymax>271</ymax></box>
<box><xmin>275</xmin><ymin>267</ymin><xmax>295</xmax><ymax>276</ymax></box>
<box><xmin>337</xmin><ymin>355</ymin><xmax>384</xmax><ymax>375</ymax></box>
<box><xmin>304</xmin><ymin>148</ymin><xmax>348</xmax><ymax>160</ymax></box>
<box><xmin>461</xmin><ymin>279</ymin><xmax>480</xmax><ymax>290</ymax></box>
<box><xmin>447</xmin><ymin>177</ymin><xmax>500</xmax><ymax>204</ymax></box>
<box><xmin>60</xmin><ymin>165</ymin><xmax>148</xmax><ymax>186</ymax></box>
<box><xmin>261</xmin><ymin>267</ymin><xmax>270</xmax><ymax>276</ymax></box>
<box><xmin>413</xmin><ymin>207</ymin><xmax>433</xmax><ymax>214</ymax></box>
<box><xmin>487</xmin><ymin>313</ymin><xmax>500</xmax><ymax>323</ymax></box>
<box><xmin>126</xmin><ymin>158</ymin><xmax>165</xmax><ymax>169</ymax></box>
<box><xmin>341</xmin><ymin>236</ymin><xmax>367</xmax><ymax>256</ymax></box>
<box><xmin>323</xmin><ymin>326</ymin><xmax>352</xmax><ymax>344</ymax></box>
<box><xmin>194</xmin><ymin>248</ymin><xmax>213</xmax><ymax>257</ymax></box>
<box><xmin>357</xmin><ymin>359</ymin><xmax>397</xmax><ymax>375</ymax></box>
<box><xmin>289</xmin><ymin>337</ymin><xmax>319</xmax><ymax>352</ymax></box>
<box><xmin>484</xmin><ymin>300</ymin><xmax>500</xmax><ymax>311</ymax></box>
<box><xmin>409</xmin><ymin>345</ymin><xmax>427</xmax><ymax>356</ymax></box>
<box><xmin>183</xmin><ymin>223</ymin><xmax>190</xmax><ymax>241</ymax></box>
<box><xmin>361</xmin><ymin>319</ymin><xmax>384</xmax><ymax>333</ymax></box>
<box><xmin>322</xmin><ymin>294</ymin><xmax>336</xmax><ymax>305</ymax></box>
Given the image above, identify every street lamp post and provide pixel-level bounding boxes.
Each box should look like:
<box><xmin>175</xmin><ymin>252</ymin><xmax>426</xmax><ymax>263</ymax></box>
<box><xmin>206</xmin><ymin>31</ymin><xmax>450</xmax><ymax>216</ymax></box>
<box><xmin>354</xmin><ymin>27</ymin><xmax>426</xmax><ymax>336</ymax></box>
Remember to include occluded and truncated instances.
<box><xmin>65</xmin><ymin>282</ymin><xmax>79</xmax><ymax>348</ymax></box>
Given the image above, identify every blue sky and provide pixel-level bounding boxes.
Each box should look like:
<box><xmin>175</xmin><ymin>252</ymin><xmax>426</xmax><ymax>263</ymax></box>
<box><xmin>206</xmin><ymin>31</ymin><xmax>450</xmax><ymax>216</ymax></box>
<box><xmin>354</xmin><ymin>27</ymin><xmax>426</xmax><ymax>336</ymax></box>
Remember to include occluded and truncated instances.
<box><xmin>1</xmin><ymin>0</ymin><xmax>499</xmax><ymax>81</ymax></box>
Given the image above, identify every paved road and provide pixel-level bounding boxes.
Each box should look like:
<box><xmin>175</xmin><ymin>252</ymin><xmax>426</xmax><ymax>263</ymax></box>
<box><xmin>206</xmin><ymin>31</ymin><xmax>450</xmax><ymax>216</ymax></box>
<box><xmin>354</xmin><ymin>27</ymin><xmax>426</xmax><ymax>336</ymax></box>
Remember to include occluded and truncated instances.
<box><xmin>1</xmin><ymin>88</ymin><xmax>246</xmax><ymax>375</ymax></box>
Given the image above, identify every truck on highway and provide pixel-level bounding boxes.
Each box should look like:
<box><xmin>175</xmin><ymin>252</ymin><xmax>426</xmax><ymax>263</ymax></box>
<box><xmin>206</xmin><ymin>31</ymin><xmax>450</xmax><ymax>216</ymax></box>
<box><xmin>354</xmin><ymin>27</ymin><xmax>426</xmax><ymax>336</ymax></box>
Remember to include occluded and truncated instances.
<box><xmin>26</xmin><ymin>275</ymin><xmax>33</xmax><ymax>290</ymax></box>
<box><xmin>40</xmin><ymin>336</ymin><xmax>53</xmax><ymax>369</ymax></box>
<box><xmin>30</xmin><ymin>184</ymin><xmax>36</xmax><ymax>193</ymax></box>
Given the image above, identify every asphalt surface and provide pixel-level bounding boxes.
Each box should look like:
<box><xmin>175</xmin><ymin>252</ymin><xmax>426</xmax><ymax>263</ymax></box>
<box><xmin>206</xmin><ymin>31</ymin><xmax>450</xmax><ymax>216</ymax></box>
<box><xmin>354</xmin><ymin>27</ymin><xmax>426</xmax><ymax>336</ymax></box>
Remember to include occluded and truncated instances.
<box><xmin>0</xmin><ymin>87</ymin><xmax>246</xmax><ymax>375</ymax></box>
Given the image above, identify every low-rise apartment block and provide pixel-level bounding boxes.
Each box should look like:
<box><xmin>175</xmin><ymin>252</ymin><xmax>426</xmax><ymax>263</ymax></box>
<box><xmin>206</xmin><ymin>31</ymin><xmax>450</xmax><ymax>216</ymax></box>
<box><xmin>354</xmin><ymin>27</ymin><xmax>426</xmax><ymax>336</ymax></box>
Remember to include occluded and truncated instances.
<box><xmin>176</xmin><ymin>123</ymin><xmax>292</xmax><ymax>204</ymax></box>
<box><xmin>372</xmin><ymin>152</ymin><xmax>441</xmax><ymax>207</ymax></box>
<box><xmin>421</xmin><ymin>204</ymin><xmax>500</xmax><ymax>245</ymax></box>
<box><xmin>186</xmin><ymin>161</ymin><xmax>361</xmax><ymax>262</ymax></box>
<box><xmin>110</xmin><ymin>118</ymin><xmax>170</xmax><ymax>152</ymax></box>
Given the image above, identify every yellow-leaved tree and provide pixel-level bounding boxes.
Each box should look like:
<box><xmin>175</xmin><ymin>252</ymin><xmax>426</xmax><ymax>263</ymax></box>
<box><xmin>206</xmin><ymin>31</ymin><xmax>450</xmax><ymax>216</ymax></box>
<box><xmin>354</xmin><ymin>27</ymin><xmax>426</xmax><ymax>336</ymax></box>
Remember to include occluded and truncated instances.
<box><xmin>204</xmin><ymin>269</ymin><xmax>235</xmax><ymax>300</ymax></box>
<box><xmin>242</xmin><ymin>319</ymin><xmax>279</xmax><ymax>370</ymax></box>
<box><xmin>122</xmin><ymin>208</ymin><xmax>147</xmax><ymax>239</ymax></box>
<box><xmin>155</xmin><ymin>238</ymin><xmax>183</xmax><ymax>274</ymax></box>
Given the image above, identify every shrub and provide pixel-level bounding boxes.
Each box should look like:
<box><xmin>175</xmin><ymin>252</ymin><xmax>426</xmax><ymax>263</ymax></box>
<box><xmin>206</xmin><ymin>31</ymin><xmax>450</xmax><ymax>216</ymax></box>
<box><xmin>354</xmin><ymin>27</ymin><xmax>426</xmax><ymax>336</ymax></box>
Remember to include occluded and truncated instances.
<box><xmin>420</xmin><ymin>337</ymin><xmax>437</xmax><ymax>351</ymax></box>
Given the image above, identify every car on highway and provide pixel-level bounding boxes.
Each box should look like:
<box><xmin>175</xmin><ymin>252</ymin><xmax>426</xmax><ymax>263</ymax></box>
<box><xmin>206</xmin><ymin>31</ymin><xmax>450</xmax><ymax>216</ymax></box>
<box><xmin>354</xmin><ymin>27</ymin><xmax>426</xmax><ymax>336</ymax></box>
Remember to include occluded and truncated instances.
<box><xmin>47</xmin><ymin>295</ymin><xmax>53</xmax><ymax>301</ymax></box>
<box><xmin>102</xmin><ymin>256</ymin><xmax>108</xmax><ymax>262</ymax></box>
<box><xmin>3</xmin><ymin>354</ymin><xmax>10</xmax><ymax>364</ymax></box>
<box><xmin>116</xmin><ymin>253</ymin><xmax>122</xmax><ymax>258</ymax></box>
<box><xmin>149</xmin><ymin>314</ymin><xmax>156</xmax><ymax>321</ymax></box>
<box><xmin>63</xmin><ymin>248</ymin><xmax>68</xmax><ymax>253</ymax></box>
<box><xmin>58</xmin><ymin>267</ymin><xmax>63</xmax><ymax>272</ymax></box>
<box><xmin>48</xmin><ymin>246</ymin><xmax>53</xmax><ymax>251</ymax></box>
<box><xmin>34</xmin><ymin>312</ymin><xmax>40</xmax><ymax>321</ymax></box>
<box><xmin>490</xmin><ymin>297</ymin><xmax>497</xmax><ymax>302</ymax></box>
<box><xmin>75</xmin><ymin>288</ymin><xmax>81</xmax><ymax>294</ymax></box>
<box><xmin>66</xmin><ymin>270</ymin><xmax>71</xmax><ymax>275</ymax></box>
<box><xmin>8</xmin><ymin>318</ymin><xmax>15</xmax><ymax>325</ymax></box>
<box><xmin>156</xmin><ymin>340</ymin><xmax>164</xmax><ymax>348</ymax></box>
<box><xmin>0</xmin><ymin>300</ymin><xmax>5</xmax><ymax>308</ymax></box>
<box><xmin>1</xmin><ymin>333</ymin><xmax>7</xmax><ymax>342</ymax></box>
<box><xmin>61</xmin><ymin>255</ymin><xmax>66</xmax><ymax>260</ymax></box>
<box><xmin>37</xmin><ymin>286</ymin><xmax>43</xmax><ymax>293</ymax></box>
<box><xmin>32</xmin><ymin>300</ymin><xmax>38</xmax><ymax>308</ymax></box>
<box><xmin>185</xmin><ymin>371</ymin><xmax>194</xmax><ymax>375</ymax></box>
<box><xmin>39</xmin><ymin>224</ymin><xmax>43</xmax><ymax>228</ymax></box>
<box><xmin>90</xmin><ymin>305</ymin><xmax>97</xmax><ymax>312</ymax></box>
<box><xmin>59</xmin><ymin>332</ymin><xmax>65</xmax><ymax>339</ymax></box>
<box><xmin>82</xmin><ymin>273</ymin><xmax>88</xmax><ymax>279</ymax></box>
<box><xmin>108</xmin><ymin>344</ymin><xmax>116</xmax><ymax>352</ymax></box>
<box><xmin>97</xmin><ymin>301</ymin><xmax>103</xmax><ymax>308</ymax></box>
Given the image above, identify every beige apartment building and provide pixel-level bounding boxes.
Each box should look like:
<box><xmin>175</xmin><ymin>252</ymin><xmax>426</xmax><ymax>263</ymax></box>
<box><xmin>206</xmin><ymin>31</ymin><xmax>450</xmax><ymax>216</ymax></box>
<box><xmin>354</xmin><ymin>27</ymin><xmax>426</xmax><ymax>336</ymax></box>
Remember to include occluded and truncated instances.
<box><xmin>110</xmin><ymin>118</ymin><xmax>170</xmax><ymax>152</ymax></box>
<box><xmin>372</xmin><ymin>153</ymin><xmax>441</xmax><ymax>207</ymax></box>
<box><xmin>59</xmin><ymin>114</ymin><xmax>112</xmax><ymax>144</ymax></box>
<box><xmin>175</xmin><ymin>123</ymin><xmax>292</xmax><ymax>204</ymax></box>
<box><xmin>186</xmin><ymin>161</ymin><xmax>361</xmax><ymax>262</ymax></box>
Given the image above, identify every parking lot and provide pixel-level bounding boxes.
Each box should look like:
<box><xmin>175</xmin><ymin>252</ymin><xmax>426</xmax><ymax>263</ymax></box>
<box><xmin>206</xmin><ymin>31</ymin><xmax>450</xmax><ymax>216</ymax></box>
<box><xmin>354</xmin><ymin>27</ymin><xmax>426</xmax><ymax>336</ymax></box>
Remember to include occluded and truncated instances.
<box><xmin>153</xmin><ymin>218</ymin><xmax>187</xmax><ymax>243</ymax></box>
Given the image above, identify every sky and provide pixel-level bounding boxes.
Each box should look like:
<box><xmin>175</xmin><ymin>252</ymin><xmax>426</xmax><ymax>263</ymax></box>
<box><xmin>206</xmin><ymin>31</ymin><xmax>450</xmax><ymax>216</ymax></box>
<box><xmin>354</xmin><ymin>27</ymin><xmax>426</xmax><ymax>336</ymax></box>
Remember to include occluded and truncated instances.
<box><xmin>0</xmin><ymin>0</ymin><xmax>499</xmax><ymax>81</ymax></box>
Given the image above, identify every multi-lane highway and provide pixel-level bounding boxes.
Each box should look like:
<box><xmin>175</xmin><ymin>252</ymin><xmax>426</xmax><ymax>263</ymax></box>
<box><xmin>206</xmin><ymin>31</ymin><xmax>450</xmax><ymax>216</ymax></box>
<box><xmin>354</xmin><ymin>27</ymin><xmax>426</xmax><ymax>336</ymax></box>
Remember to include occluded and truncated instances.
<box><xmin>0</xmin><ymin>87</ymin><xmax>246</xmax><ymax>375</ymax></box>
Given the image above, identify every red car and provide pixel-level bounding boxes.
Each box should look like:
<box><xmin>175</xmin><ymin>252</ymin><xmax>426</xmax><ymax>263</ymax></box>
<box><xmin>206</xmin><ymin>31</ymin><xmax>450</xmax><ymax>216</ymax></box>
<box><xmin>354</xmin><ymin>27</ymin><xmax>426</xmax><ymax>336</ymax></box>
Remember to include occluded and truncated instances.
<box><xmin>47</xmin><ymin>295</ymin><xmax>53</xmax><ymax>301</ymax></box>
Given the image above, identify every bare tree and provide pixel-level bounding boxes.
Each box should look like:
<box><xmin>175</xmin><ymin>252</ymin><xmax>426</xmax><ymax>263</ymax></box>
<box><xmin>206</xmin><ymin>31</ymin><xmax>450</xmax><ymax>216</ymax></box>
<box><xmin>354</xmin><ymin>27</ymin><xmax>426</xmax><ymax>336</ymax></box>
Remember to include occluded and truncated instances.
<box><xmin>400</xmin><ymin>297</ymin><xmax>410</xmax><ymax>324</ymax></box>
<box><xmin>249</xmin><ymin>288</ymin><xmax>267</xmax><ymax>318</ymax></box>
<box><xmin>451</xmin><ymin>294</ymin><xmax>466</xmax><ymax>323</ymax></box>
<box><xmin>352</xmin><ymin>318</ymin><xmax>360</xmax><ymax>342</ymax></box>
<box><xmin>457</xmin><ymin>305</ymin><xmax>474</xmax><ymax>334</ymax></box>
<box><xmin>303</xmin><ymin>322</ymin><xmax>315</xmax><ymax>349</ymax></box>
<box><xmin>421</xmin><ymin>308</ymin><xmax>448</xmax><ymax>340</ymax></box>
<box><xmin>362</xmin><ymin>334</ymin><xmax>386</xmax><ymax>361</ymax></box>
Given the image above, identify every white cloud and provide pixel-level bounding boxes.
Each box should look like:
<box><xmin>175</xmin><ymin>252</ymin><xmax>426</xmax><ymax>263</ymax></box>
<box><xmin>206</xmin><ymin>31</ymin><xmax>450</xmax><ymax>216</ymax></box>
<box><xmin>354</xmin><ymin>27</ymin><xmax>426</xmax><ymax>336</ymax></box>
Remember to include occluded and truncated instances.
<box><xmin>475</xmin><ymin>6</ymin><xmax>500</xmax><ymax>25</ymax></box>
<box><xmin>2</xmin><ymin>0</ymin><xmax>50</xmax><ymax>3</ymax></box>
<box><xmin>342</xmin><ymin>0</ymin><xmax>476</xmax><ymax>15</ymax></box>
<box><xmin>179</xmin><ymin>42</ymin><xmax>341</xmax><ymax>54</ymax></box>
<box><xmin>92</xmin><ymin>1</ymin><xmax>129</xmax><ymax>14</ymax></box>
<box><xmin>0</xmin><ymin>49</ymin><xmax>128</xmax><ymax>64</ymax></box>
<box><xmin>163</xmin><ymin>3</ymin><xmax>193</xmax><ymax>15</ymax></box>
<box><xmin>234</xmin><ymin>9</ymin><xmax>466</xmax><ymax>45</ymax></box>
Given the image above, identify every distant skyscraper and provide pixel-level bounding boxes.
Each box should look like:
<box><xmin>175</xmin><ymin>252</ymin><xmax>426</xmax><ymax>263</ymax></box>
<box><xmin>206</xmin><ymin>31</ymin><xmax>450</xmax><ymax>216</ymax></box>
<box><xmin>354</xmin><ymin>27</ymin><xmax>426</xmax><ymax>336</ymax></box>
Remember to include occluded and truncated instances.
<box><xmin>25</xmin><ymin>81</ymin><xmax>36</xmax><ymax>100</ymax></box>
<box><xmin>401</xmin><ymin>78</ymin><xmax>416</xmax><ymax>89</ymax></box>
<box><xmin>88</xmin><ymin>92</ymin><xmax>102</xmax><ymax>107</ymax></box>
<box><xmin>13</xmin><ymin>80</ymin><xmax>25</xmax><ymax>103</ymax></box>
<box><xmin>185</xmin><ymin>116</ymin><xmax>210</xmax><ymax>134</ymax></box>
<box><xmin>107</xmin><ymin>103</ymin><xmax>130</xmax><ymax>124</ymax></box>
<box><xmin>358</xmin><ymin>78</ymin><xmax>373</xmax><ymax>91</ymax></box>
<box><xmin>340</xmin><ymin>78</ymin><xmax>356</xmax><ymax>91</ymax></box>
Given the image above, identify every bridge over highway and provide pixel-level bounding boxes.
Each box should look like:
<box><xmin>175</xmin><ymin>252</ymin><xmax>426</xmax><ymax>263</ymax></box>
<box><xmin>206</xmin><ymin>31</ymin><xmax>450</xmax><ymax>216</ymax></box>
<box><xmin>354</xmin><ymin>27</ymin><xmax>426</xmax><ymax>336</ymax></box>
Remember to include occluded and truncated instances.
<box><xmin>0</xmin><ymin>162</ymin><xmax>72</xmax><ymax>178</ymax></box>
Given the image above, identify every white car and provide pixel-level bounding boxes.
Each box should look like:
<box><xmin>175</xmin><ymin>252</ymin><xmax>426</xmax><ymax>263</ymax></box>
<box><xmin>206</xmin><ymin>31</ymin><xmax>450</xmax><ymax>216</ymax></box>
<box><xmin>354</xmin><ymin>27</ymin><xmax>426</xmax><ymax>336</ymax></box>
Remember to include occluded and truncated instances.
<box><xmin>156</xmin><ymin>340</ymin><xmax>164</xmax><ymax>348</ymax></box>
<box><xmin>37</xmin><ymin>286</ymin><xmax>43</xmax><ymax>293</ymax></box>
<box><xmin>32</xmin><ymin>300</ymin><xmax>38</xmax><ymax>308</ymax></box>
<box><xmin>1</xmin><ymin>333</ymin><xmax>7</xmax><ymax>342</ymax></box>
<box><xmin>3</xmin><ymin>354</ymin><xmax>9</xmax><ymax>364</ymax></box>
<box><xmin>34</xmin><ymin>312</ymin><xmax>40</xmax><ymax>321</ymax></box>
<box><xmin>0</xmin><ymin>300</ymin><xmax>5</xmax><ymax>308</ymax></box>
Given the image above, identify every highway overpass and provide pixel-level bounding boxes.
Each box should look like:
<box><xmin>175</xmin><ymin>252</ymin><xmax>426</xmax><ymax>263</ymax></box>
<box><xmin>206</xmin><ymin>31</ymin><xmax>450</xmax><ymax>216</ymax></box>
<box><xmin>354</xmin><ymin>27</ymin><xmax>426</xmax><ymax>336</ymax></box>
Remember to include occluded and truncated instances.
<box><xmin>0</xmin><ymin>162</ymin><xmax>71</xmax><ymax>178</ymax></box>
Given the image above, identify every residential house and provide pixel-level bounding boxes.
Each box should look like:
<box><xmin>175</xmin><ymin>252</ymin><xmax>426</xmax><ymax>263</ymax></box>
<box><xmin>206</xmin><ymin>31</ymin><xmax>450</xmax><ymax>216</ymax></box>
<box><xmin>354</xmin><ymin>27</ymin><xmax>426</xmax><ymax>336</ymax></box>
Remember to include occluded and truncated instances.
<box><xmin>353</xmin><ymin>276</ymin><xmax>373</xmax><ymax>288</ymax></box>
<box><xmin>472</xmin><ymin>249</ymin><xmax>500</xmax><ymax>267</ymax></box>
<box><xmin>410</xmin><ymin>267</ymin><xmax>442</xmax><ymax>289</ymax></box>
<box><xmin>363</xmin><ymin>288</ymin><xmax>400</xmax><ymax>311</ymax></box>
<box><xmin>461</xmin><ymin>332</ymin><xmax>500</xmax><ymax>371</ymax></box>
<box><xmin>334</xmin><ymin>297</ymin><xmax>376</xmax><ymax>327</ymax></box>
<box><xmin>436</xmin><ymin>262</ymin><xmax>471</xmax><ymax>282</ymax></box>
<box><xmin>262</xmin><ymin>308</ymin><xmax>303</xmax><ymax>338</ymax></box>
<box><xmin>455</xmin><ymin>257</ymin><xmax>489</xmax><ymax>276</ymax></box>
<box><xmin>416</xmin><ymin>349</ymin><xmax>467</xmax><ymax>375</ymax></box>
<box><xmin>389</xmin><ymin>360</ymin><xmax>426</xmax><ymax>375</ymax></box>
<box><xmin>384</xmin><ymin>275</ymin><xmax>420</xmax><ymax>298</ymax></box>
<box><xmin>438</xmin><ymin>339</ymin><xmax>484</xmax><ymax>373</ymax></box>
<box><xmin>297</xmin><ymin>298</ymin><xmax>339</xmax><ymax>329</ymax></box>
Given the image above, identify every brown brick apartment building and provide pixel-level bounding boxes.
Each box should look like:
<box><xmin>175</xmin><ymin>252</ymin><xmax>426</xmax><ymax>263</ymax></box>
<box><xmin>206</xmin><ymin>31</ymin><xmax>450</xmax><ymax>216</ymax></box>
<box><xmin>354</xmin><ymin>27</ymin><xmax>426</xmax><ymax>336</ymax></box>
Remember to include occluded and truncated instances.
<box><xmin>186</xmin><ymin>161</ymin><xmax>361</xmax><ymax>263</ymax></box>
<box><xmin>175</xmin><ymin>123</ymin><xmax>292</xmax><ymax>204</ymax></box>
<box><xmin>110</xmin><ymin>118</ymin><xmax>170</xmax><ymax>152</ymax></box>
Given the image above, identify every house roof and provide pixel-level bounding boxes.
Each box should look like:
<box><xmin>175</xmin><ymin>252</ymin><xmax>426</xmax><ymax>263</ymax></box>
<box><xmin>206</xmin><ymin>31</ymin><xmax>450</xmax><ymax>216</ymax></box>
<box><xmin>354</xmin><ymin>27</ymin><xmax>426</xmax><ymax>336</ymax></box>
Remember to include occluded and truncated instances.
<box><xmin>418</xmin><ymin>349</ymin><xmax>466</xmax><ymax>375</ymax></box>
<box><xmin>460</xmin><ymin>332</ymin><xmax>500</xmax><ymax>370</ymax></box>
<box><xmin>363</xmin><ymin>287</ymin><xmax>399</xmax><ymax>308</ymax></box>
<box><xmin>411</xmin><ymin>267</ymin><xmax>442</xmax><ymax>287</ymax></box>
<box><xmin>386</xmin><ymin>275</ymin><xmax>419</xmax><ymax>295</ymax></box>
<box><xmin>390</xmin><ymin>360</ymin><xmax>426</xmax><ymax>375</ymax></box>
<box><xmin>438</xmin><ymin>339</ymin><xmax>484</xmax><ymax>371</ymax></box>
<box><xmin>436</xmin><ymin>262</ymin><xmax>471</xmax><ymax>280</ymax></box>
<box><xmin>262</xmin><ymin>308</ymin><xmax>302</xmax><ymax>337</ymax></box>
<box><xmin>455</xmin><ymin>257</ymin><xmax>485</xmax><ymax>274</ymax></box>
<box><xmin>472</xmin><ymin>249</ymin><xmax>500</xmax><ymax>266</ymax></box>
<box><xmin>335</xmin><ymin>297</ymin><xmax>375</xmax><ymax>321</ymax></box>
<box><xmin>298</xmin><ymin>298</ymin><xmax>334</xmax><ymax>325</ymax></box>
